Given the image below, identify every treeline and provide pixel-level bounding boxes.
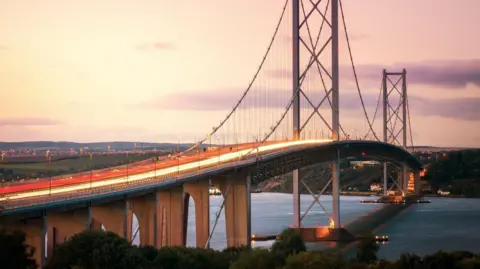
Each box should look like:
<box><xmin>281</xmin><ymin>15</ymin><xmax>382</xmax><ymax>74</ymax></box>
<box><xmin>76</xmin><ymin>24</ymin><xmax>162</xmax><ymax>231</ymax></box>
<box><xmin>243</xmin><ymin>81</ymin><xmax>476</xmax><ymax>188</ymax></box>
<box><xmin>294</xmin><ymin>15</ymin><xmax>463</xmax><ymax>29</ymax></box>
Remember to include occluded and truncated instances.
<box><xmin>424</xmin><ymin>149</ymin><xmax>480</xmax><ymax>197</ymax></box>
<box><xmin>2</xmin><ymin>228</ymin><xmax>480</xmax><ymax>269</ymax></box>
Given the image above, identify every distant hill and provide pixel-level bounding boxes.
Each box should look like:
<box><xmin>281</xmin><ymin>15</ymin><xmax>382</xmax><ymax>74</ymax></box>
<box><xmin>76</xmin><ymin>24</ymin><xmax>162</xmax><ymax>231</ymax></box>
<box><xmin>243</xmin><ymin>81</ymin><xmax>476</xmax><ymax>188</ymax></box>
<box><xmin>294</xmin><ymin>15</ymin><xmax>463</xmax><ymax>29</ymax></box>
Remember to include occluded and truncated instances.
<box><xmin>0</xmin><ymin>141</ymin><xmax>200</xmax><ymax>151</ymax></box>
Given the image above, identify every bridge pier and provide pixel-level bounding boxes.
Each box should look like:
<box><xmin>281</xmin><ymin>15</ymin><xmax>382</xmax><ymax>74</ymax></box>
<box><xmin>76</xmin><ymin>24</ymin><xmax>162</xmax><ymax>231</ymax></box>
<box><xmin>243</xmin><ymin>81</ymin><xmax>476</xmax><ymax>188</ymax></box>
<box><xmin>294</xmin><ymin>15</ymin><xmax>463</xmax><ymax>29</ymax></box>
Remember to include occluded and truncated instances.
<box><xmin>214</xmin><ymin>175</ymin><xmax>251</xmax><ymax>248</ymax></box>
<box><xmin>184</xmin><ymin>180</ymin><xmax>210</xmax><ymax>248</ymax></box>
<box><xmin>47</xmin><ymin>207</ymin><xmax>91</xmax><ymax>256</ymax></box>
<box><xmin>90</xmin><ymin>200</ymin><xmax>129</xmax><ymax>238</ymax></box>
<box><xmin>292</xmin><ymin>169</ymin><xmax>301</xmax><ymax>228</ymax></box>
<box><xmin>129</xmin><ymin>194</ymin><xmax>157</xmax><ymax>246</ymax></box>
<box><xmin>156</xmin><ymin>187</ymin><xmax>185</xmax><ymax>247</ymax></box>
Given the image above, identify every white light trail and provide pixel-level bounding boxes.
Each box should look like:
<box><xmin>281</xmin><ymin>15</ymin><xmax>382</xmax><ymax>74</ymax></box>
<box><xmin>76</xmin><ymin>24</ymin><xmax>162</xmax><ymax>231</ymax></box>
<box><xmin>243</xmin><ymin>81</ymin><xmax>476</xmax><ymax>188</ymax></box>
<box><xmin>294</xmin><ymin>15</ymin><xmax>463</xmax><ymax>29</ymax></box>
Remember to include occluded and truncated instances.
<box><xmin>0</xmin><ymin>139</ymin><xmax>331</xmax><ymax>202</ymax></box>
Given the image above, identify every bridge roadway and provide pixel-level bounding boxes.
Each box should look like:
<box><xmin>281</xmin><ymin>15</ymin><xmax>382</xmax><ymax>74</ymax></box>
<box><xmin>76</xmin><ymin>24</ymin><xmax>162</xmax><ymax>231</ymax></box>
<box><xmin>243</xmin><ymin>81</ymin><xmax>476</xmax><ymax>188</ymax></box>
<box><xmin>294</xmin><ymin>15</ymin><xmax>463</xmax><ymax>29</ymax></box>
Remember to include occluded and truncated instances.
<box><xmin>0</xmin><ymin>139</ymin><xmax>422</xmax><ymax>216</ymax></box>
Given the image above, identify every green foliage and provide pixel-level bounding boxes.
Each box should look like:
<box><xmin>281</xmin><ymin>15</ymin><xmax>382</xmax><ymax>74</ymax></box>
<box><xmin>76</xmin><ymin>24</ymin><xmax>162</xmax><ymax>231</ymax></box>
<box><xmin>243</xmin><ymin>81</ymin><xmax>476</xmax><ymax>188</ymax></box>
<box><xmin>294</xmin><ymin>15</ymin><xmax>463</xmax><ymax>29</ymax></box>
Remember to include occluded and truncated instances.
<box><xmin>22</xmin><ymin>228</ymin><xmax>478</xmax><ymax>269</ymax></box>
<box><xmin>0</xmin><ymin>152</ymin><xmax>163</xmax><ymax>179</ymax></box>
<box><xmin>0</xmin><ymin>228</ymin><xmax>37</xmax><ymax>269</ymax></box>
<box><xmin>282</xmin><ymin>251</ymin><xmax>345</xmax><ymax>269</ymax></box>
<box><xmin>46</xmin><ymin>230</ymin><xmax>144</xmax><ymax>269</ymax></box>
<box><xmin>271</xmin><ymin>228</ymin><xmax>306</xmax><ymax>257</ymax></box>
<box><xmin>230</xmin><ymin>248</ymin><xmax>277</xmax><ymax>269</ymax></box>
<box><xmin>424</xmin><ymin>149</ymin><xmax>480</xmax><ymax>196</ymax></box>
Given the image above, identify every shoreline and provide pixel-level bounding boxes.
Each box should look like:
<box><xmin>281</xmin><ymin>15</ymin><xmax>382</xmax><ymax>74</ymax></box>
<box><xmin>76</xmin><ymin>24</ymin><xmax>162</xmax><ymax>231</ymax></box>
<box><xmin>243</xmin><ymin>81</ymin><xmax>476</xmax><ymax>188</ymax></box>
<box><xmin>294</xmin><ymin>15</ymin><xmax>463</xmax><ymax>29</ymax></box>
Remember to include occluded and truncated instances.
<box><xmin>254</xmin><ymin>190</ymin><xmax>475</xmax><ymax>199</ymax></box>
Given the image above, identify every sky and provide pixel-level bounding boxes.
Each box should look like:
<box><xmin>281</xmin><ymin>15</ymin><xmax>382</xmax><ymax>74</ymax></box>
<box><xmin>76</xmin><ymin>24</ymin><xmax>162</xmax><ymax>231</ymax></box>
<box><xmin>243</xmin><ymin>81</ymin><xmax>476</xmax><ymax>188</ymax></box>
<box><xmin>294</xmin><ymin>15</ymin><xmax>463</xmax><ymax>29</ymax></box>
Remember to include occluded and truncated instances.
<box><xmin>0</xmin><ymin>0</ymin><xmax>479</xmax><ymax>147</ymax></box>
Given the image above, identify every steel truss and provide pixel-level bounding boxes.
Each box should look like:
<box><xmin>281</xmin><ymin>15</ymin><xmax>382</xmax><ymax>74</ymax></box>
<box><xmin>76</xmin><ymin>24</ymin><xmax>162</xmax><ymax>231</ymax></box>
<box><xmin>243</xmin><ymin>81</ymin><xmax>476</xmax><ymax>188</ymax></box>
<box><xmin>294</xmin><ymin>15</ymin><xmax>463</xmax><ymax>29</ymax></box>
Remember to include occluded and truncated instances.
<box><xmin>382</xmin><ymin>69</ymin><xmax>409</xmax><ymax>195</ymax></box>
<box><xmin>292</xmin><ymin>0</ymin><xmax>341</xmax><ymax>229</ymax></box>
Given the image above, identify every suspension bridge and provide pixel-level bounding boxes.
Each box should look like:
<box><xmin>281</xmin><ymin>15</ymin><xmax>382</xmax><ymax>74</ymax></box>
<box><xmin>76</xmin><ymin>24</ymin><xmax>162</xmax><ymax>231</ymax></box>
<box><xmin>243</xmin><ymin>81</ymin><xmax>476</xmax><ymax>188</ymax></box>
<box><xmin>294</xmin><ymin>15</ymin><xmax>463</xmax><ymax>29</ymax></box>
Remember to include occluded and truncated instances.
<box><xmin>0</xmin><ymin>0</ymin><xmax>423</xmax><ymax>267</ymax></box>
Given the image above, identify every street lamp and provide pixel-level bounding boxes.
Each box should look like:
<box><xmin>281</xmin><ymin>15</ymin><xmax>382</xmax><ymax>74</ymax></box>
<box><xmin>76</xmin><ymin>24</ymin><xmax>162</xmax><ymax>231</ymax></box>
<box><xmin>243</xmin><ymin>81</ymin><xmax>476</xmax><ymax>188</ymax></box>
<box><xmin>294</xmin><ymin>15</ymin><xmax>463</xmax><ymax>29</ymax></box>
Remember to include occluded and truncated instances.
<box><xmin>89</xmin><ymin>153</ymin><xmax>93</xmax><ymax>190</ymax></box>
<box><xmin>126</xmin><ymin>151</ymin><xmax>129</xmax><ymax>184</ymax></box>
<box><xmin>48</xmin><ymin>155</ymin><xmax>52</xmax><ymax>196</ymax></box>
<box><xmin>154</xmin><ymin>152</ymin><xmax>157</xmax><ymax>179</ymax></box>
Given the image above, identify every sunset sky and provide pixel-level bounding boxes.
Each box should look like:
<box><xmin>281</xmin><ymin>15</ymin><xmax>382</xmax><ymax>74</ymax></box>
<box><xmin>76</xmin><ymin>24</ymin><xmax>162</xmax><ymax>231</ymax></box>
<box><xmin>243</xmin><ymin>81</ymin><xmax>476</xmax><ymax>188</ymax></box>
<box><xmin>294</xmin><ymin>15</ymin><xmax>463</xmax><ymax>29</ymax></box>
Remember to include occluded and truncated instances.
<box><xmin>0</xmin><ymin>0</ymin><xmax>479</xmax><ymax>147</ymax></box>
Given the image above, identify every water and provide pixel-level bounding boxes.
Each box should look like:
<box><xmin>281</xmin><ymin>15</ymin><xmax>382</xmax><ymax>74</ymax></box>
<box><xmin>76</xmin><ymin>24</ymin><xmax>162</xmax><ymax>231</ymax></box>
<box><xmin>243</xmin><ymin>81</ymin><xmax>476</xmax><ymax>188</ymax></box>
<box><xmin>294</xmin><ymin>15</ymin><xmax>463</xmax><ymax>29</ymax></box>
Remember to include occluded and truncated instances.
<box><xmin>376</xmin><ymin>197</ymin><xmax>480</xmax><ymax>259</ymax></box>
<box><xmin>132</xmin><ymin>193</ymin><xmax>480</xmax><ymax>259</ymax></box>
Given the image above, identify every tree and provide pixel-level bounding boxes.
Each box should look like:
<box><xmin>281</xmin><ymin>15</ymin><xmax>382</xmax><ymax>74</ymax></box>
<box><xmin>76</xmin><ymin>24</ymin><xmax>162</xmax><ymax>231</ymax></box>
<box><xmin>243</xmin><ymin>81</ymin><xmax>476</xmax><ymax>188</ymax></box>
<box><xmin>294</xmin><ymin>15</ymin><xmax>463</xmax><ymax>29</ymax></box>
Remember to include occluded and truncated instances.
<box><xmin>0</xmin><ymin>228</ymin><xmax>37</xmax><ymax>269</ymax></box>
<box><xmin>230</xmin><ymin>248</ymin><xmax>277</xmax><ymax>269</ymax></box>
<box><xmin>356</xmin><ymin>234</ymin><xmax>379</xmax><ymax>264</ymax></box>
<box><xmin>152</xmin><ymin>246</ymin><xmax>232</xmax><ymax>269</ymax></box>
<box><xmin>391</xmin><ymin>253</ymin><xmax>423</xmax><ymax>269</ymax></box>
<box><xmin>46</xmin><ymin>230</ymin><xmax>145</xmax><ymax>269</ymax></box>
<box><xmin>282</xmin><ymin>251</ymin><xmax>345</xmax><ymax>269</ymax></box>
<box><xmin>271</xmin><ymin>228</ymin><xmax>306</xmax><ymax>257</ymax></box>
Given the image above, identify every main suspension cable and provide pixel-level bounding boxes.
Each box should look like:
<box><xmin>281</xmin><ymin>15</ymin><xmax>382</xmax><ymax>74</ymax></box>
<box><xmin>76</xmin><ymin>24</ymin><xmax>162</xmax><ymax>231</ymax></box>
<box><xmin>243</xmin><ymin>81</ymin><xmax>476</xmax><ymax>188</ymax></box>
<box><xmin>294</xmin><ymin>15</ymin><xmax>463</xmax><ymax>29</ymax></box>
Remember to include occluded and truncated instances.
<box><xmin>180</xmin><ymin>0</ymin><xmax>290</xmax><ymax>155</ymax></box>
<box><xmin>339</xmin><ymin>0</ymin><xmax>380</xmax><ymax>141</ymax></box>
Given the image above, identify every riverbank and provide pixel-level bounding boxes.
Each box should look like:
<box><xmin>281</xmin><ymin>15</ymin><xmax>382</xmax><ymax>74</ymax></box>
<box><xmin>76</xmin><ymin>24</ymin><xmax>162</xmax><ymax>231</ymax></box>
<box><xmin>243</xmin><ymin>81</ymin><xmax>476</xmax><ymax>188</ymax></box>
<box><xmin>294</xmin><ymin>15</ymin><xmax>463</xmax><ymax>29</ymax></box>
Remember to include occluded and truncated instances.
<box><xmin>422</xmin><ymin>193</ymin><xmax>467</xmax><ymax>198</ymax></box>
<box><xmin>258</xmin><ymin>190</ymin><xmax>378</xmax><ymax>197</ymax></box>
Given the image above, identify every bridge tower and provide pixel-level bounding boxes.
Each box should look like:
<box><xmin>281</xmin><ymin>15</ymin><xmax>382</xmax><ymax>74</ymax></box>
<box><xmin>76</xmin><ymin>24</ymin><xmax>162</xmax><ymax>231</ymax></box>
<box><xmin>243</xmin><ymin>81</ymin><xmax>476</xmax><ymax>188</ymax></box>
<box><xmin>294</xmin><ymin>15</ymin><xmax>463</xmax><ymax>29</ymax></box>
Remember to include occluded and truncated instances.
<box><xmin>291</xmin><ymin>0</ymin><xmax>341</xmax><ymax>229</ymax></box>
<box><xmin>382</xmin><ymin>69</ymin><xmax>409</xmax><ymax>195</ymax></box>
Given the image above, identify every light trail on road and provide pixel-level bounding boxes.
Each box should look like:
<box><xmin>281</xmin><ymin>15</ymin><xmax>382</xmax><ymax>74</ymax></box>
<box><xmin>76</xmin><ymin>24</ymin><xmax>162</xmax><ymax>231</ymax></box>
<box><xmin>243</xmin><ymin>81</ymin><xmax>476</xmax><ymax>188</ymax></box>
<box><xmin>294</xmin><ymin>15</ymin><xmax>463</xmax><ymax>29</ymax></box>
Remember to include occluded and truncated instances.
<box><xmin>0</xmin><ymin>139</ymin><xmax>331</xmax><ymax>202</ymax></box>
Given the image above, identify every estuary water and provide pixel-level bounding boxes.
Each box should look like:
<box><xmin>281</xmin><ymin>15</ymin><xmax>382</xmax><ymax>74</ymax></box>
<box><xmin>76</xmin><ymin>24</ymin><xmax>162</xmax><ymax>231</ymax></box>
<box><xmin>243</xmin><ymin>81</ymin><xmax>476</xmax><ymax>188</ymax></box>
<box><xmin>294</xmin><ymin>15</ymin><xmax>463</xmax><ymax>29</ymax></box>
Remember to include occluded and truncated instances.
<box><xmin>132</xmin><ymin>193</ymin><xmax>480</xmax><ymax>260</ymax></box>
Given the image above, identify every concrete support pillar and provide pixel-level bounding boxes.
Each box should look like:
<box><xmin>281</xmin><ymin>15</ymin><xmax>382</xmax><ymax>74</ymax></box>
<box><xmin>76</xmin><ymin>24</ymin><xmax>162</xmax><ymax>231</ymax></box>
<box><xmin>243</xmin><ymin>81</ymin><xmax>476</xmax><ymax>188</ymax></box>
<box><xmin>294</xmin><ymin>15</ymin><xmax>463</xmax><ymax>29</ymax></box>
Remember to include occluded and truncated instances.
<box><xmin>129</xmin><ymin>194</ymin><xmax>156</xmax><ymax>246</ymax></box>
<box><xmin>184</xmin><ymin>180</ymin><xmax>210</xmax><ymax>248</ymax></box>
<box><xmin>331</xmin><ymin>149</ymin><xmax>341</xmax><ymax>229</ymax></box>
<box><xmin>91</xmin><ymin>200</ymin><xmax>127</xmax><ymax>237</ymax></box>
<box><xmin>292</xmin><ymin>169</ymin><xmax>301</xmax><ymax>228</ymax></box>
<box><xmin>402</xmin><ymin>165</ymin><xmax>408</xmax><ymax>195</ymax></box>
<box><xmin>47</xmin><ymin>208</ymin><xmax>91</xmax><ymax>256</ymax></box>
<box><xmin>156</xmin><ymin>187</ymin><xmax>185</xmax><ymax>247</ymax></box>
<box><xmin>216</xmin><ymin>176</ymin><xmax>250</xmax><ymax>248</ymax></box>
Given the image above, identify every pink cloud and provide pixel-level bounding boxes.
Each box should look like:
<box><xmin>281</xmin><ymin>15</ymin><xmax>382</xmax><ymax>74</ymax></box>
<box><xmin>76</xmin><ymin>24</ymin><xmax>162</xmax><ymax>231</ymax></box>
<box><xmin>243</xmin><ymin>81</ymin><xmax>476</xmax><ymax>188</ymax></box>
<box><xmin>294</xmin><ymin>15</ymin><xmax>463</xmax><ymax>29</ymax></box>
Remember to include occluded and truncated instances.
<box><xmin>0</xmin><ymin>117</ymin><xmax>61</xmax><ymax>127</ymax></box>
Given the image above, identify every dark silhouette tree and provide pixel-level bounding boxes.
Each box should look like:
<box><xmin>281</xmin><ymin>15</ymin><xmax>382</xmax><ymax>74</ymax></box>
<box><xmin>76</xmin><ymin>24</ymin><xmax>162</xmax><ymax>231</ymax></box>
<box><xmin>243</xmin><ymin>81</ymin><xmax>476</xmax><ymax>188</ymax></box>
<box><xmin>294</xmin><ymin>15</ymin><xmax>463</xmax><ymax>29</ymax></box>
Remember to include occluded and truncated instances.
<box><xmin>282</xmin><ymin>251</ymin><xmax>345</xmax><ymax>269</ymax></box>
<box><xmin>230</xmin><ymin>248</ymin><xmax>277</xmax><ymax>269</ymax></box>
<box><xmin>271</xmin><ymin>228</ymin><xmax>306</xmax><ymax>257</ymax></box>
<box><xmin>46</xmin><ymin>230</ymin><xmax>145</xmax><ymax>269</ymax></box>
<box><xmin>0</xmin><ymin>228</ymin><xmax>37</xmax><ymax>269</ymax></box>
<box><xmin>391</xmin><ymin>253</ymin><xmax>423</xmax><ymax>269</ymax></box>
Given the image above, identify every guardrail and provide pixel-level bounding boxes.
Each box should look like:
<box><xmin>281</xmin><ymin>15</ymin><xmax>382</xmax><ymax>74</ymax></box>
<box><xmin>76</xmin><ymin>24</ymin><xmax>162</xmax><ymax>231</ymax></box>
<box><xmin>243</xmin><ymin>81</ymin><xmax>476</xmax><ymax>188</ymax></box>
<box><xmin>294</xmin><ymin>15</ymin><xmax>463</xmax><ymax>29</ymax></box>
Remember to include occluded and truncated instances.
<box><xmin>0</xmin><ymin>142</ymin><xmax>309</xmax><ymax>212</ymax></box>
<box><xmin>0</xmin><ymin>155</ymin><xmax>257</xmax><ymax>211</ymax></box>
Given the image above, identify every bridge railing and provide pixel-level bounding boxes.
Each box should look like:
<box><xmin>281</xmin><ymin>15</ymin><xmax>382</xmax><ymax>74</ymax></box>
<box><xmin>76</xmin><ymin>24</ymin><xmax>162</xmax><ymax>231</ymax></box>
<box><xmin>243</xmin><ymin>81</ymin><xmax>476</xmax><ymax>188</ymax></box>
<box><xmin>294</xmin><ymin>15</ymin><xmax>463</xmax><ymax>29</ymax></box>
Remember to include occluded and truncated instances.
<box><xmin>0</xmin><ymin>144</ymin><xmax>252</xmax><ymax>189</ymax></box>
<box><xmin>0</xmin><ymin>141</ymin><xmax>310</xmax><ymax>211</ymax></box>
<box><xmin>0</xmin><ymin>154</ymin><xmax>258</xmax><ymax>210</ymax></box>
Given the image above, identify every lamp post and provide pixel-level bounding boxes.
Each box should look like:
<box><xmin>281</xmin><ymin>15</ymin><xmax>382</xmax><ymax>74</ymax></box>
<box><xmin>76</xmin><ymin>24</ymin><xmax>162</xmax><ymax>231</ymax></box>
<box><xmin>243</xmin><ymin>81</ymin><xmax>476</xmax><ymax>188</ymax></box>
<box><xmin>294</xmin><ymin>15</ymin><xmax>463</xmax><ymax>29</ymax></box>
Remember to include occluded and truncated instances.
<box><xmin>126</xmin><ymin>151</ymin><xmax>129</xmax><ymax>184</ymax></box>
<box><xmin>154</xmin><ymin>152</ymin><xmax>157</xmax><ymax>179</ymax></box>
<box><xmin>89</xmin><ymin>153</ymin><xmax>93</xmax><ymax>190</ymax></box>
<box><xmin>47</xmin><ymin>153</ymin><xmax>52</xmax><ymax>196</ymax></box>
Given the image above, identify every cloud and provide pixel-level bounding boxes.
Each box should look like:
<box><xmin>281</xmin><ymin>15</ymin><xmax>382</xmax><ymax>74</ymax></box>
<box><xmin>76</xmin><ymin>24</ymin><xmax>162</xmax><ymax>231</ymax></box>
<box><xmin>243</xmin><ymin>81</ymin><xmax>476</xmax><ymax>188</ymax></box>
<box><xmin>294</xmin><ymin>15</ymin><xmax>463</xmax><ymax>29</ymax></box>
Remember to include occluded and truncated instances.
<box><xmin>135</xmin><ymin>42</ymin><xmax>174</xmax><ymax>51</ymax></box>
<box><xmin>340</xmin><ymin>91</ymin><xmax>480</xmax><ymax>121</ymax></box>
<box><xmin>140</xmin><ymin>87</ymin><xmax>480</xmax><ymax>121</ymax></box>
<box><xmin>140</xmin><ymin>90</ymin><xmax>251</xmax><ymax>111</ymax></box>
<box><xmin>348</xmin><ymin>60</ymin><xmax>480</xmax><ymax>88</ymax></box>
<box><xmin>0</xmin><ymin>117</ymin><xmax>61</xmax><ymax>127</ymax></box>
<box><xmin>267</xmin><ymin>59</ymin><xmax>480</xmax><ymax>89</ymax></box>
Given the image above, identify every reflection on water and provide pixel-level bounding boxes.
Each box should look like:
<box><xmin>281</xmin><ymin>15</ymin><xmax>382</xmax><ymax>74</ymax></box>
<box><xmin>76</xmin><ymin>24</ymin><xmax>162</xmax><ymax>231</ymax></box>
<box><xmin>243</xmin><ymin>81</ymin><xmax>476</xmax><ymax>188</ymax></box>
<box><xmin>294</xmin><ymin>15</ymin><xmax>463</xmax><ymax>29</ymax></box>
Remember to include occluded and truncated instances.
<box><xmin>132</xmin><ymin>193</ymin><xmax>480</xmax><ymax>259</ymax></box>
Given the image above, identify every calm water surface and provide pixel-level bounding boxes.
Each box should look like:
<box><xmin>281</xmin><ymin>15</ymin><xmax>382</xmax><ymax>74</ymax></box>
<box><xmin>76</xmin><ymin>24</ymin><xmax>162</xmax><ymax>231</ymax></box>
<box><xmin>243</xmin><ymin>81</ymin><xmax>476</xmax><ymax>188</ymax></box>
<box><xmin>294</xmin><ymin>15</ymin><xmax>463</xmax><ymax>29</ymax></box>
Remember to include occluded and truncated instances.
<box><xmin>132</xmin><ymin>193</ymin><xmax>480</xmax><ymax>259</ymax></box>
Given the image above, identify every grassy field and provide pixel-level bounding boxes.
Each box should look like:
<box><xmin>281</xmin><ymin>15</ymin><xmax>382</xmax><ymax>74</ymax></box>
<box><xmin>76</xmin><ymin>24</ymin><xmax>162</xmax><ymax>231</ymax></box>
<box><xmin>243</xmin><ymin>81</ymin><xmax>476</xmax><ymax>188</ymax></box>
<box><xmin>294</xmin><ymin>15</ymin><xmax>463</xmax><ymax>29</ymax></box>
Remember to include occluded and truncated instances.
<box><xmin>0</xmin><ymin>152</ymin><xmax>167</xmax><ymax>179</ymax></box>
